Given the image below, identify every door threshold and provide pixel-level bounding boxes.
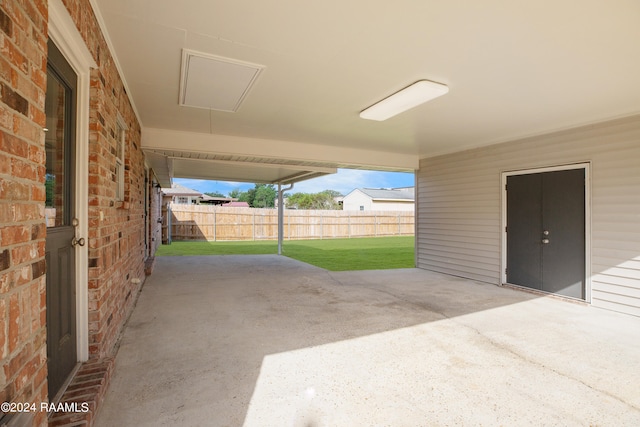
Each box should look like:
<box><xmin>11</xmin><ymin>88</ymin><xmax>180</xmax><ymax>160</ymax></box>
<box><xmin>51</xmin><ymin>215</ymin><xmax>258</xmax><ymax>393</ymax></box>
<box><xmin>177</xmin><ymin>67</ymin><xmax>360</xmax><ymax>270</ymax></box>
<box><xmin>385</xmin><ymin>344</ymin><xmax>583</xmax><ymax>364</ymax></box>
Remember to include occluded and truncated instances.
<box><xmin>50</xmin><ymin>362</ymin><xmax>82</xmax><ymax>406</ymax></box>
<box><xmin>502</xmin><ymin>283</ymin><xmax>588</xmax><ymax>306</ymax></box>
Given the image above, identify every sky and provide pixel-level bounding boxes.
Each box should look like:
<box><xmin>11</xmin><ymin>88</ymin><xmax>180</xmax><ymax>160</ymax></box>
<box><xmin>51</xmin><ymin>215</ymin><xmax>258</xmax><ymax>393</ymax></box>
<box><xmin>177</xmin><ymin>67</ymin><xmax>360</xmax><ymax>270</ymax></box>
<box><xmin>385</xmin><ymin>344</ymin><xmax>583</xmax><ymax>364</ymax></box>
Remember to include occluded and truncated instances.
<box><xmin>173</xmin><ymin>168</ymin><xmax>414</xmax><ymax>196</ymax></box>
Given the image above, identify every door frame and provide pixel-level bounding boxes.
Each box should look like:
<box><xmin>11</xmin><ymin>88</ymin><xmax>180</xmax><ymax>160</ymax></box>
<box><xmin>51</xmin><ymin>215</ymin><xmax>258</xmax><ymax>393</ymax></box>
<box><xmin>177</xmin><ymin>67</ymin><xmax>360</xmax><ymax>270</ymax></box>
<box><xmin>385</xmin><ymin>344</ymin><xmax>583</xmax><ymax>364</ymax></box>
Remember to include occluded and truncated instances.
<box><xmin>500</xmin><ymin>162</ymin><xmax>591</xmax><ymax>302</ymax></box>
<box><xmin>49</xmin><ymin>0</ymin><xmax>97</xmax><ymax>362</ymax></box>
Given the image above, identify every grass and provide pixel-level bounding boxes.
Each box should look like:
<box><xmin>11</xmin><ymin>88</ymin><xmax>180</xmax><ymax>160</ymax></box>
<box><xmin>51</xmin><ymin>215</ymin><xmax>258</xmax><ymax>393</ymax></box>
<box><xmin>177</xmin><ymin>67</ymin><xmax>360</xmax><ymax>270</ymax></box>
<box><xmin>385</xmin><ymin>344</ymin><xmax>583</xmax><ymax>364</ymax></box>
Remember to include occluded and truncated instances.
<box><xmin>155</xmin><ymin>236</ymin><xmax>415</xmax><ymax>271</ymax></box>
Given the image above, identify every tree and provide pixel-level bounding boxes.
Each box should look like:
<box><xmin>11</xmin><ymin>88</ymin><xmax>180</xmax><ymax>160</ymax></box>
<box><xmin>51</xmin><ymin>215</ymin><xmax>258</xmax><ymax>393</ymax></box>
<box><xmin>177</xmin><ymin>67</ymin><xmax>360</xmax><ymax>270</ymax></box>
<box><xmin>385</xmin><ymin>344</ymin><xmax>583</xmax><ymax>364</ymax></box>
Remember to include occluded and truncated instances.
<box><xmin>286</xmin><ymin>192</ymin><xmax>314</xmax><ymax>209</ymax></box>
<box><xmin>252</xmin><ymin>184</ymin><xmax>276</xmax><ymax>208</ymax></box>
<box><xmin>205</xmin><ymin>191</ymin><xmax>225</xmax><ymax>198</ymax></box>
<box><xmin>229</xmin><ymin>184</ymin><xmax>277</xmax><ymax>207</ymax></box>
<box><xmin>228</xmin><ymin>188</ymin><xmax>244</xmax><ymax>199</ymax></box>
<box><xmin>237</xmin><ymin>190</ymin><xmax>251</xmax><ymax>204</ymax></box>
<box><xmin>286</xmin><ymin>190</ymin><xmax>342</xmax><ymax>210</ymax></box>
<box><xmin>322</xmin><ymin>190</ymin><xmax>342</xmax><ymax>199</ymax></box>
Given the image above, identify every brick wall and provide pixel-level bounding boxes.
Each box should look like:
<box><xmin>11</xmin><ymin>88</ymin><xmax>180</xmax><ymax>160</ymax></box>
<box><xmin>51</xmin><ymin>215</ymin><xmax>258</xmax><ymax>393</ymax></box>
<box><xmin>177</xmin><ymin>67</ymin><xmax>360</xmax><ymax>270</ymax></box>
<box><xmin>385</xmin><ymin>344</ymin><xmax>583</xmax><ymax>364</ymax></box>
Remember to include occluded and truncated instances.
<box><xmin>0</xmin><ymin>1</ymin><xmax>49</xmax><ymax>426</ymax></box>
<box><xmin>59</xmin><ymin>0</ymin><xmax>148</xmax><ymax>358</ymax></box>
<box><xmin>1</xmin><ymin>0</ymin><xmax>156</xmax><ymax>424</ymax></box>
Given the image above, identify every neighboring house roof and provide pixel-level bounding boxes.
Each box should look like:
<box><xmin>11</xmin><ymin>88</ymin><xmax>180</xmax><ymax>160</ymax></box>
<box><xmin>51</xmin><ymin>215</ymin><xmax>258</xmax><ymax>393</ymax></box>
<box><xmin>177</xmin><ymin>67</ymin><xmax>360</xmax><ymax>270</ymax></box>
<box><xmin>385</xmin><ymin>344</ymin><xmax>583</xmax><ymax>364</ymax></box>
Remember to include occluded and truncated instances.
<box><xmin>349</xmin><ymin>187</ymin><xmax>415</xmax><ymax>201</ymax></box>
<box><xmin>224</xmin><ymin>201</ymin><xmax>250</xmax><ymax>207</ymax></box>
<box><xmin>200</xmin><ymin>194</ymin><xmax>237</xmax><ymax>202</ymax></box>
<box><xmin>162</xmin><ymin>183</ymin><xmax>202</xmax><ymax>197</ymax></box>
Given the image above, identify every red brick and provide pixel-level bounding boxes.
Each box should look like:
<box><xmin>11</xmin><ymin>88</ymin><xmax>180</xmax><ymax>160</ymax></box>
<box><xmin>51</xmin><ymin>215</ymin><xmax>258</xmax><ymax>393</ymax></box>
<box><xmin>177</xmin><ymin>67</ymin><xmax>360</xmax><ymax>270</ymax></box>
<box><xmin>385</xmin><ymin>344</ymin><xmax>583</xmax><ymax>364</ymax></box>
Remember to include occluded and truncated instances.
<box><xmin>33</xmin><ymin>361</ymin><xmax>46</xmax><ymax>390</ymax></box>
<box><xmin>35</xmin><ymin>163</ymin><xmax>44</xmax><ymax>181</ymax></box>
<box><xmin>0</xmin><ymin>54</ymin><xmax>12</xmax><ymax>83</ymax></box>
<box><xmin>6</xmin><ymin>338</ymin><xmax>30</xmax><ymax>378</ymax></box>
<box><xmin>0</xmin><ymin>151</ymin><xmax>10</xmax><ymax>174</ymax></box>
<box><xmin>14</xmin><ymin>26</ymin><xmax>41</xmax><ymax>68</ymax></box>
<box><xmin>0</xmin><ymin>80</ymin><xmax>28</xmax><ymax>116</ymax></box>
<box><xmin>30</xmin><ymin>223</ymin><xmax>45</xmax><ymax>240</ymax></box>
<box><xmin>33</xmin><ymin>412</ymin><xmax>48</xmax><ymax>427</ymax></box>
<box><xmin>14</xmin><ymin>65</ymin><xmax>40</xmax><ymax>105</ymax></box>
<box><xmin>24</xmin><ymin>2</ymin><xmax>46</xmax><ymax>39</ymax></box>
<box><xmin>39</xmin><ymin>307</ymin><xmax>45</xmax><ymax>333</ymax></box>
<box><xmin>28</xmin><ymin>143</ymin><xmax>44</xmax><ymax>163</ymax></box>
<box><xmin>13</xmin><ymin>113</ymin><xmax>40</xmax><ymax>141</ymax></box>
<box><xmin>0</xmin><ymin>179</ymin><xmax>30</xmax><ymax>199</ymax></box>
<box><xmin>11</xmin><ymin>265</ymin><xmax>31</xmax><ymax>288</ymax></box>
<box><xmin>13</xmin><ymin>203</ymin><xmax>40</xmax><ymax>221</ymax></box>
<box><xmin>0</xmin><ymin>298</ymin><xmax>6</xmax><ymax>359</ymax></box>
<box><xmin>28</xmin><ymin>101</ymin><xmax>45</xmax><ymax>125</ymax></box>
<box><xmin>1</xmin><ymin>224</ymin><xmax>30</xmax><ymax>245</ymax></box>
<box><xmin>29</xmin><ymin>282</ymin><xmax>39</xmax><ymax>332</ymax></box>
<box><xmin>48</xmin><ymin>414</ymin><xmax>89</xmax><ymax>426</ymax></box>
<box><xmin>30</xmin><ymin>182</ymin><xmax>45</xmax><ymax>201</ymax></box>
<box><xmin>3</xmin><ymin>37</ymin><xmax>28</xmax><ymax>74</ymax></box>
<box><xmin>8</xmin><ymin>292</ymin><xmax>19</xmax><ymax>353</ymax></box>
<box><xmin>33</xmin><ymin>0</ymin><xmax>48</xmax><ymax>22</ymax></box>
<box><xmin>36</xmin><ymin>321</ymin><xmax>46</xmax><ymax>344</ymax></box>
<box><xmin>2</xmin><ymin>1</ymin><xmax>28</xmax><ymax>33</ymax></box>
<box><xmin>0</xmin><ymin>131</ymin><xmax>29</xmax><ymax>157</ymax></box>
<box><xmin>0</xmin><ymin>103</ymin><xmax>13</xmax><ymax>130</ymax></box>
<box><xmin>10</xmin><ymin>242</ymin><xmax>39</xmax><ymax>265</ymax></box>
<box><xmin>15</xmin><ymin>353</ymin><xmax>40</xmax><ymax>392</ymax></box>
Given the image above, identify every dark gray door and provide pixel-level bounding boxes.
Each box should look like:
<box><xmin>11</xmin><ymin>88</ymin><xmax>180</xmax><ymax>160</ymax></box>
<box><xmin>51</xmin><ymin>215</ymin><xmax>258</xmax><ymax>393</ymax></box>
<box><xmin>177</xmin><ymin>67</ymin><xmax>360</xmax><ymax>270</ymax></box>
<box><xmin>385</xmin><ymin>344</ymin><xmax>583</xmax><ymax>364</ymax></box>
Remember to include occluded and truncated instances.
<box><xmin>45</xmin><ymin>40</ymin><xmax>77</xmax><ymax>397</ymax></box>
<box><xmin>507</xmin><ymin>168</ymin><xmax>585</xmax><ymax>299</ymax></box>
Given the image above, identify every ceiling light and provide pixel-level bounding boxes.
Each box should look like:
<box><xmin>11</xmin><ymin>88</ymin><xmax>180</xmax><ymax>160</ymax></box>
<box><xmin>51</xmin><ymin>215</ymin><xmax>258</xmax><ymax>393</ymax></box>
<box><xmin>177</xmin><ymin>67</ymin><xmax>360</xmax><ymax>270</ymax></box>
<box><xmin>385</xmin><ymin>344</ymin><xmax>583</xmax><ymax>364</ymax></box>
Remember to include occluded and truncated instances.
<box><xmin>360</xmin><ymin>80</ymin><xmax>449</xmax><ymax>121</ymax></box>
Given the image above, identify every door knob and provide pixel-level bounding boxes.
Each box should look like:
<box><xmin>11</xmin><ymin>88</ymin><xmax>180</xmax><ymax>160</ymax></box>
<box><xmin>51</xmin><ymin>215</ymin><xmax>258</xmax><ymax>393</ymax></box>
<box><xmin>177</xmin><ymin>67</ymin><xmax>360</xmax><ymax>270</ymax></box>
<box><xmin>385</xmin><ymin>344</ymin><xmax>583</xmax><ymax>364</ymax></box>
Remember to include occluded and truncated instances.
<box><xmin>543</xmin><ymin>230</ymin><xmax>550</xmax><ymax>236</ymax></box>
<box><xmin>71</xmin><ymin>236</ymin><xmax>85</xmax><ymax>247</ymax></box>
<box><xmin>70</xmin><ymin>217</ymin><xmax>85</xmax><ymax>247</ymax></box>
<box><xmin>542</xmin><ymin>238</ymin><xmax>550</xmax><ymax>244</ymax></box>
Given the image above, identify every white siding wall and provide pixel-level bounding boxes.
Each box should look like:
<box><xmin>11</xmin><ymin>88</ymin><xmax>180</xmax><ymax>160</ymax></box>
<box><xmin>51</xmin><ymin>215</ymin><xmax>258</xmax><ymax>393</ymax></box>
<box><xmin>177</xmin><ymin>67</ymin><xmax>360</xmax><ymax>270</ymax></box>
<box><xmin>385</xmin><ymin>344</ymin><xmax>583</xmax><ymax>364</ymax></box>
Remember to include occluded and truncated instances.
<box><xmin>417</xmin><ymin>115</ymin><xmax>640</xmax><ymax>316</ymax></box>
<box><xmin>343</xmin><ymin>190</ymin><xmax>372</xmax><ymax>211</ymax></box>
<box><xmin>371</xmin><ymin>200</ymin><xmax>415</xmax><ymax>211</ymax></box>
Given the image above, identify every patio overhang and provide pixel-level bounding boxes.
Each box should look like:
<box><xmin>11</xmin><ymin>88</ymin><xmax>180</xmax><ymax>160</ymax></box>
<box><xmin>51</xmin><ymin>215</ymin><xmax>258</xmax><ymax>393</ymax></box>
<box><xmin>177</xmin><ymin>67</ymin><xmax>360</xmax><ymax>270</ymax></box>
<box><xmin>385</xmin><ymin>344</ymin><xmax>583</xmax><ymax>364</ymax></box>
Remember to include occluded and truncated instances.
<box><xmin>144</xmin><ymin>148</ymin><xmax>337</xmax><ymax>188</ymax></box>
<box><xmin>142</xmin><ymin>128</ymin><xmax>419</xmax><ymax>188</ymax></box>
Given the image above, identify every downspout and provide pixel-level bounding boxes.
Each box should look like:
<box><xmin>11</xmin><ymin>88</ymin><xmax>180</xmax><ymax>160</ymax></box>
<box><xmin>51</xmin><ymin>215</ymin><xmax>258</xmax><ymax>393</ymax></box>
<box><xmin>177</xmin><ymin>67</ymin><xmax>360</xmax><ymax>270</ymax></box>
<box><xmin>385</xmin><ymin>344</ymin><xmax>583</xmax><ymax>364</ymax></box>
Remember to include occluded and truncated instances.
<box><xmin>278</xmin><ymin>182</ymin><xmax>294</xmax><ymax>255</ymax></box>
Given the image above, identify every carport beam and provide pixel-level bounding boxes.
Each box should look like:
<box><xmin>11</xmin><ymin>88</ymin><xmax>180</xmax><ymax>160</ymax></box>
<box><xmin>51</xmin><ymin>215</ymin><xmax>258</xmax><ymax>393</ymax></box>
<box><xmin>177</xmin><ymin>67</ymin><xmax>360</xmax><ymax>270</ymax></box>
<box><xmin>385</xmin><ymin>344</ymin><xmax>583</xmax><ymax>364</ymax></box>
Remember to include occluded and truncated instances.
<box><xmin>278</xmin><ymin>183</ymin><xmax>294</xmax><ymax>255</ymax></box>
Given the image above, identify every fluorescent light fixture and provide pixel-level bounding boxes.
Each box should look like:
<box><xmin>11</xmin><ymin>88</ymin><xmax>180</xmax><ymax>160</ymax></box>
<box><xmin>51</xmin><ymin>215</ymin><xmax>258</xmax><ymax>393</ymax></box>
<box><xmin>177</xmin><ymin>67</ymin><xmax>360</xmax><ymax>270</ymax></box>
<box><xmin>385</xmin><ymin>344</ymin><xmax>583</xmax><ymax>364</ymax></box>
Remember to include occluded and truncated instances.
<box><xmin>360</xmin><ymin>80</ymin><xmax>449</xmax><ymax>121</ymax></box>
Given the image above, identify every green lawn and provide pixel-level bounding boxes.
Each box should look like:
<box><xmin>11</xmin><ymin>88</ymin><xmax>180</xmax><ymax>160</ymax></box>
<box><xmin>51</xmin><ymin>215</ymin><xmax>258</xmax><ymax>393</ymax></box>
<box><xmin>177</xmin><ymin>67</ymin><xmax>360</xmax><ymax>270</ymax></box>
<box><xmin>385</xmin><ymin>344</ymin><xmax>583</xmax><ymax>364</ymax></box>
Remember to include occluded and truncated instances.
<box><xmin>155</xmin><ymin>236</ymin><xmax>415</xmax><ymax>271</ymax></box>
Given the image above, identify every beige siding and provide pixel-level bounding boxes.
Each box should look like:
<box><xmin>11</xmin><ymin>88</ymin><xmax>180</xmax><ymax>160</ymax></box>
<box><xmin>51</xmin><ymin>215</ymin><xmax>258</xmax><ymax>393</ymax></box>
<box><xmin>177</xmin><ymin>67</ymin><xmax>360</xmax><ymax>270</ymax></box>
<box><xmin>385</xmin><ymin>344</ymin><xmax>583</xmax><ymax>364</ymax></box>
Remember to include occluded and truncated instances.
<box><xmin>417</xmin><ymin>115</ymin><xmax>640</xmax><ymax>316</ymax></box>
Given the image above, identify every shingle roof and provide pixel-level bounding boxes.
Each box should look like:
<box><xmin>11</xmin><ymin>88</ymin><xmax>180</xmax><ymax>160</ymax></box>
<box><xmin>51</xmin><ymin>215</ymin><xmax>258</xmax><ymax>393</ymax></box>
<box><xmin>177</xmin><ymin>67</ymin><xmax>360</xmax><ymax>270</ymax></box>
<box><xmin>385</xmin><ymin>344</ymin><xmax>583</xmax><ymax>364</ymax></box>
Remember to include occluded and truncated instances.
<box><xmin>357</xmin><ymin>187</ymin><xmax>414</xmax><ymax>201</ymax></box>
<box><xmin>161</xmin><ymin>183</ymin><xmax>202</xmax><ymax>196</ymax></box>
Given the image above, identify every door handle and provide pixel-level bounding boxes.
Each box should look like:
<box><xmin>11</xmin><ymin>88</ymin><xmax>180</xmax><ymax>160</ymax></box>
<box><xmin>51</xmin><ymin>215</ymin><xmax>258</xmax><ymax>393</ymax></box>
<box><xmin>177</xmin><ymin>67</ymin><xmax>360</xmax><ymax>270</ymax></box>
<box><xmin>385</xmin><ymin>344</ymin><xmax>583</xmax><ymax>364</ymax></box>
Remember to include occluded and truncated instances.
<box><xmin>71</xmin><ymin>236</ymin><xmax>85</xmax><ymax>247</ymax></box>
<box><xmin>542</xmin><ymin>238</ymin><xmax>550</xmax><ymax>244</ymax></box>
<box><xmin>71</xmin><ymin>217</ymin><xmax>85</xmax><ymax>247</ymax></box>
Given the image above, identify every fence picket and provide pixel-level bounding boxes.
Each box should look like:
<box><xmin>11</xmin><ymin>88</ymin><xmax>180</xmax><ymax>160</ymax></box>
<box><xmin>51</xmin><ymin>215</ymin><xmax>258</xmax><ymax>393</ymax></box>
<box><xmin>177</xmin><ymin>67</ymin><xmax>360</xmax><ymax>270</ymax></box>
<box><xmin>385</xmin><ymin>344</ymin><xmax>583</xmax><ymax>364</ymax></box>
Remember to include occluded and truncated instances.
<box><xmin>168</xmin><ymin>204</ymin><xmax>415</xmax><ymax>241</ymax></box>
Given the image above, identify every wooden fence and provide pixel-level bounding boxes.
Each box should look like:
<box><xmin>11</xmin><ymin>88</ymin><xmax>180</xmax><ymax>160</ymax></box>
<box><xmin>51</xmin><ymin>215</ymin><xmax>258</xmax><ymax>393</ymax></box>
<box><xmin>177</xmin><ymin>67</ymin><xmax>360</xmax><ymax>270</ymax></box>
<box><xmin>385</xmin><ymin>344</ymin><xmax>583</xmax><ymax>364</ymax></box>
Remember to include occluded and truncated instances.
<box><xmin>168</xmin><ymin>204</ymin><xmax>414</xmax><ymax>241</ymax></box>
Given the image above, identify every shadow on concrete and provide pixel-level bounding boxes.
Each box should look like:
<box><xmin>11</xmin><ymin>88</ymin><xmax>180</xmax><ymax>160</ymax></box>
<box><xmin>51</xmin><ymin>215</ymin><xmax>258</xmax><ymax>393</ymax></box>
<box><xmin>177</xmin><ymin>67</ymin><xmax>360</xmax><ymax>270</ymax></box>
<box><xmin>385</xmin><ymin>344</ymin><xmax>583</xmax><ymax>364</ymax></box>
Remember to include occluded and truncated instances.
<box><xmin>95</xmin><ymin>255</ymin><xmax>640</xmax><ymax>426</ymax></box>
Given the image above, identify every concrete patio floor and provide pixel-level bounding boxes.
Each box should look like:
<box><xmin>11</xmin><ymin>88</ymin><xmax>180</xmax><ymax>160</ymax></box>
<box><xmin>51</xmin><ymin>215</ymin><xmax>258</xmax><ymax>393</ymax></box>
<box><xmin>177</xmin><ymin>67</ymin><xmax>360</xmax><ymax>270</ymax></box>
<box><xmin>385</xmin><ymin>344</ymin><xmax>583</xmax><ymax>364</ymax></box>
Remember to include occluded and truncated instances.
<box><xmin>95</xmin><ymin>255</ymin><xmax>640</xmax><ymax>426</ymax></box>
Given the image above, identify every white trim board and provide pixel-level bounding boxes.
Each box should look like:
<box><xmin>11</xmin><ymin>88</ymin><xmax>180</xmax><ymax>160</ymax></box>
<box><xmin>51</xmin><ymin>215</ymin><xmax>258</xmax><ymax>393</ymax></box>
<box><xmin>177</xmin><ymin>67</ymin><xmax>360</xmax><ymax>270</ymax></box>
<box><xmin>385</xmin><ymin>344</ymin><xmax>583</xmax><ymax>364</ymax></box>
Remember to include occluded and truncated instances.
<box><xmin>49</xmin><ymin>0</ymin><xmax>97</xmax><ymax>362</ymax></box>
<box><xmin>500</xmin><ymin>162</ymin><xmax>592</xmax><ymax>303</ymax></box>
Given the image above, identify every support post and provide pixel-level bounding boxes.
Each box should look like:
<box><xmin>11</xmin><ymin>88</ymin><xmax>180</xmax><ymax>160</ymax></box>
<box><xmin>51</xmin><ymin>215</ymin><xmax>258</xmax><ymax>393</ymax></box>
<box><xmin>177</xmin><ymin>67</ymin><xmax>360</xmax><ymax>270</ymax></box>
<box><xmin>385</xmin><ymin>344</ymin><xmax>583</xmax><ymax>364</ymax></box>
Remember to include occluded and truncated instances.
<box><xmin>278</xmin><ymin>182</ymin><xmax>294</xmax><ymax>255</ymax></box>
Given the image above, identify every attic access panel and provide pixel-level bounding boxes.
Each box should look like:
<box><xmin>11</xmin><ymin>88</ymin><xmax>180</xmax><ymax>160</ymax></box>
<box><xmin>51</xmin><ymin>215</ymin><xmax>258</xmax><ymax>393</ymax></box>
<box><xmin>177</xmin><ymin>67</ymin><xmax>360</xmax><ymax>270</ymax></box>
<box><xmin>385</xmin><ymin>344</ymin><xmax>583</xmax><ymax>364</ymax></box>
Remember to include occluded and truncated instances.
<box><xmin>179</xmin><ymin>49</ymin><xmax>264</xmax><ymax>112</ymax></box>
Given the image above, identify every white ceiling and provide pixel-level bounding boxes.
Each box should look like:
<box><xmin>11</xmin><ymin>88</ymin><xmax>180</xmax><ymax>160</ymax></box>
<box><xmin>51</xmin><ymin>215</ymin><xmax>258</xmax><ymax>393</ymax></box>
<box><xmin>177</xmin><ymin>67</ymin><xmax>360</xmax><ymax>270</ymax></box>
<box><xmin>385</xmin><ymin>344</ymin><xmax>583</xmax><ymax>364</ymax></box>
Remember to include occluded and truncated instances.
<box><xmin>91</xmin><ymin>0</ymin><xmax>640</xmax><ymax>182</ymax></box>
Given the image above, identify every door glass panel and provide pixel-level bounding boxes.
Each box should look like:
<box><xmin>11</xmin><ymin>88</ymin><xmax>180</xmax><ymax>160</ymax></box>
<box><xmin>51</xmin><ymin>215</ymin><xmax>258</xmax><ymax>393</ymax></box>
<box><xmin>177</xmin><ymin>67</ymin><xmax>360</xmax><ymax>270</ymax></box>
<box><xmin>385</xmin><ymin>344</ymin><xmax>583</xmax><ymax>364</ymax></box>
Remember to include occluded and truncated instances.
<box><xmin>45</xmin><ymin>70</ymin><xmax>69</xmax><ymax>228</ymax></box>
